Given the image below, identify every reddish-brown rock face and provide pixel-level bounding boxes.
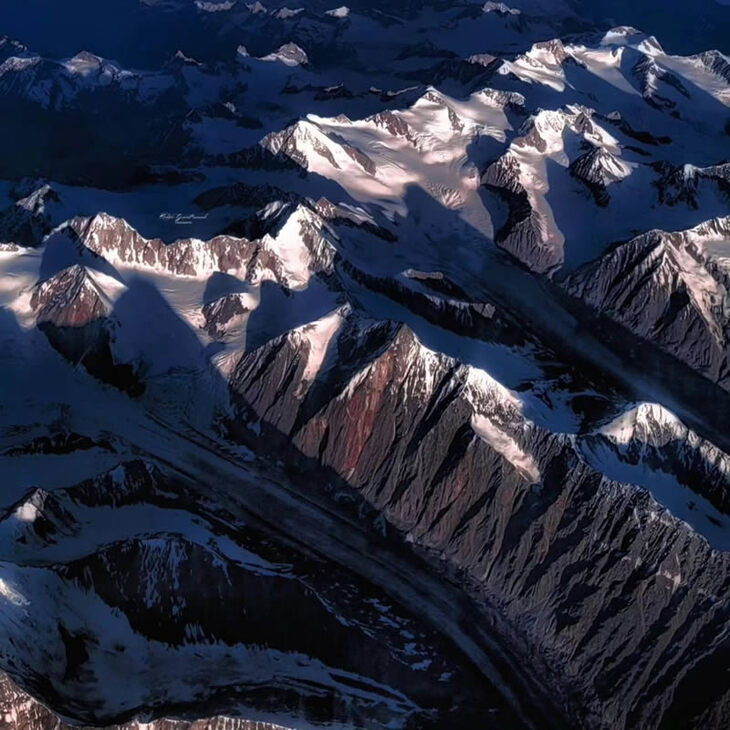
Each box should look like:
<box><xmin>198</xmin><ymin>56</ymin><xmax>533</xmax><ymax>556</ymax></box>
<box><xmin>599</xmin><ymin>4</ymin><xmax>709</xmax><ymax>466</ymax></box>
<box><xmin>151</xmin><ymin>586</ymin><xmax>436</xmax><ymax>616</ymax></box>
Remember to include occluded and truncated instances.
<box><xmin>31</xmin><ymin>265</ymin><xmax>110</xmax><ymax>328</ymax></box>
<box><xmin>228</xmin><ymin>315</ymin><xmax>730</xmax><ymax>730</ymax></box>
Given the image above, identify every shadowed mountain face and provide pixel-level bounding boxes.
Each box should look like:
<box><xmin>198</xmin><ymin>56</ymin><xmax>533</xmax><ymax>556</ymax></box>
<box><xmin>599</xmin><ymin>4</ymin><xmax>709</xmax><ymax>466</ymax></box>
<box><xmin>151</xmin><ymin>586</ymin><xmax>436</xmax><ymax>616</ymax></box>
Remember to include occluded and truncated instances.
<box><xmin>0</xmin><ymin>2</ymin><xmax>729</xmax><ymax>730</ymax></box>
<box><xmin>0</xmin><ymin>1</ymin><xmax>726</xmax><ymax>66</ymax></box>
<box><xmin>578</xmin><ymin>0</ymin><xmax>730</xmax><ymax>54</ymax></box>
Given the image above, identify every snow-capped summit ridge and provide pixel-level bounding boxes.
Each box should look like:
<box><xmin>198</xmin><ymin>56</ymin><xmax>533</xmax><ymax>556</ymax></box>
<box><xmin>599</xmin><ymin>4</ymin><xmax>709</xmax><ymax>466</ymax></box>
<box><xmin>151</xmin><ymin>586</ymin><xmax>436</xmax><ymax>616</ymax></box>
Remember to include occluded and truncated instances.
<box><xmin>600</xmin><ymin>403</ymin><xmax>685</xmax><ymax>444</ymax></box>
<box><xmin>571</xmin><ymin>146</ymin><xmax>632</xmax><ymax>186</ymax></box>
<box><xmin>262</xmin><ymin>42</ymin><xmax>309</xmax><ymax>67</ymax></box>
<box><xmin>483</xmin><ymin>2</ymin><xmax>520</xmax><ymax>15</ymax></box>
<box><xmin>65</xmin><ymin>207</ymin><xmax>335</xmax><ymax>288</ymax></box>
<box><xmin>30</xmin><ymin>264</ymin><xmax>120</xmax><ymax>328</ymax></box>
<box><xmin>325</xmin><ymin>6</ymin><xmax>349</xmax><ymax>18</ymax></box>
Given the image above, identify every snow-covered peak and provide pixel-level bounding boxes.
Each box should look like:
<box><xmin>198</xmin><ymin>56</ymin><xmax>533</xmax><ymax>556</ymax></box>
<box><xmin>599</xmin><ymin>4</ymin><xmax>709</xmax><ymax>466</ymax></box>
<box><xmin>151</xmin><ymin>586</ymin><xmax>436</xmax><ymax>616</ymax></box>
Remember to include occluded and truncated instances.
<box><xmin>636</xmin><ymin>35</ymin><xmax>665</xmax><ymax>58</ymax></box>
<box><xmin>632</xmin><ymin>55</ymin><xmax>690</xmax><ymax>107</ymax></box>
<box><xmin>68</xmin><ymin>213</ymin><xmax>234</xmax><ymax>279</ymax></box>
<box><xmin>72</xmin><ymin>211</ymin><xmax>136</xmax><ymax>243</ymax></box>
<box><xmin>2</xmin><ymin>4</ymin><xmax>730</xmax><ymax>729</ymax></box>
<box><xmin>585</xmin><ymin>402</ymin><xmax>730</xmax><ymax>551</ymax></box>
<box><xmin>0</xmin><ymin>184</ymin><xmax>64</xmax><ymax>247</ymax></box>
<box><xmin>0</xmin><ymin>54</ymin><xmax>41</xmax><ymax>76</ymax></box>
<box><xmin>0</xmin><ymin>35</ymin><xmax>27</xmax><ymax>61</ymax></box>
<box><xmin>512</xmin><ymin>105</ymin><xmax>618</xmax><ymax>163</ymax></box>
<box><xmin>600</xmin><ymin>403</ymin><xmax>686</xmax><ymax>445</ymax></box>
<box><xmin>259</xmin><ymin>203</ymin><xmax>337</xmax><ymax>288</ymax></box>
<box><xmin>12</xmin><ymin>488</ymin><xmax>47</xmax><ymax>524</ymax></box>
<box><xmin>380</xmin><ymin>329</ymin><xmax>540</xmax><ymax>482</ymax></box>
<box><xmin>292</xmin><ymin>306</ymin><xmax>349</xmax><ymax>390</ymax></box>
<box><xmin>665</xmin><ymin>215</ymin><xmax>730</xmax><ymax>253</ymax></box>
<box><xmin>407</xmin><ymin>88</ymin><xmax>474</xmax><ymax>138</ymax></box>
<box><xmin>531</xmin><ymin>39</ymin><xmax>570</xmax><ymax>65</ymax></box>
<box><xmin>499</xmin><ymin>38</ymin><xmax>571</xmax><ymax>91</ymax></box>
<box><xmin>693</xmin><ymin>49</ymin><xmax>730</xmax><ymax>83</ymax></box>
<box><xmin>63</xmin><ymin>50</ymin><xmax>105</xmax><ymax>75</ymax></box>
<box><xmin>272</xmin><ymin>7</ymin><xmax>304</xmax><ymax>20</ymax></box>
<box><xmin>0</xmin><ymin>48</ymin><xmax>150</xmax><ymax>111</ymax></box>
<box><xmin>303</xmin><ymin>323</ymin><xmax>445</xmax><ymax>408</ymax></box>
<box><xmin>261</xmin><ymin>42</ymin><xmax>309</xmax><ymax>67</ymax></box>
<box><xmin>62</xmin><ymin>50</ymin><xmax>139</xmax><ymax>88</ymax></box>
<box><xmin>325</xmin><ymin>6</ymin><xmax>350</xmax><ymax>19</ymax></box>
<box><xmin>483</xmin><ymin>1</ymin><xmax>521</xmax><ymax>15</ymax></box>
<box><xmin>16</xmin><ymin>184</ymin><xmax>60</xmax><ymax>214</ymax></box>
<box><xmin>68</xmin><ymin>206</ymin><xmax>336</xmax><ymax>288</ymax></box>
<box><xmin>570</xmin><ymin>145</ymin><xmax>633</xmax><ymax>187</ymax></box>
<box><xmin>31</xmin><ymin>264</ymin><xmax>121</xmax><ymax>327</ymax></box>
<box><xmin>656</xmin><ymin>162</ymin><xmax>730</xmax><ymax>207</ymax></box>
<box><xmin>246</xmin><ymin>1</ymin><xmax>267</xmax><ymax>13</ymax></box>
<box><xmin>601</xmin><ymin>26</ymin><xmax>644</xmax><ymax>46</ymax></box>
<box><xmin>261</xmin><ymin>117</ymin><xmax>375</xmax><ymax>176</ymax></box>
<box><xmin>564</xmin><ymin>216</ymin><xmax>730</xmax><ymax>386</ymax></box>
<box><xmin>171</xmin><ymin>49</ymin><xmax>203</xmax><ymax>67</ymax></box>
<box><xmin>195</xmin><ymin>0</ymin><xmax>236</xmax><ymax>11</ymax></box>
<box><xmin>516</xmin><ymin>108</ymin><xmax>576</xmax><ymax>154</ymax></box>
<box><xmin>462</xmin><ymin>366</ymin><xmax>540</xmax><ymax>483</ymax></box>
<box><xmin>597</xmin><ymin>403</ymin><xmax>730</xmax><ymax>495</ymax></box>
<box><xmin>319</xmin><ymin>321</ymin><xmax>541</xmax><ymax>482</ymax></box>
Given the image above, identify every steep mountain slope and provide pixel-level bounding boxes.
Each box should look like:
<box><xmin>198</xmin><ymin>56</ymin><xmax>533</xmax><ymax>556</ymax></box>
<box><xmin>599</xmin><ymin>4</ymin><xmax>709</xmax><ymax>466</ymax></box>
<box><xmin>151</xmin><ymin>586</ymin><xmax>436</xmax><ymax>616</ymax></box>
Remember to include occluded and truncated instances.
<box><xmin>0</xmin><ymin>2</ymin><xmax>729</xmax><ymax>730</ymax></box>
<box><xmin>0</xmin><ymin>672</ymin><xmax>287</xmax><ymax>730</ymax></box>
<box><xmin>563</xmin><ymin>217</ymin><xmax>730</xmax><ymax>389</ymax></box>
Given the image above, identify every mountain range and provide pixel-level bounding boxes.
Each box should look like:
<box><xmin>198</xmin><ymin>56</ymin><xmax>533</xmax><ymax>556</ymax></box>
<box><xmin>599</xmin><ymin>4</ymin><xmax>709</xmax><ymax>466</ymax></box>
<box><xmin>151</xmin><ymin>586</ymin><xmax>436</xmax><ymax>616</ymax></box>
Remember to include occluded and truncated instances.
<box><xmin>0</xmin><ymin>1</ymin><xmax>729</xmax><ymax>729</ymax></box>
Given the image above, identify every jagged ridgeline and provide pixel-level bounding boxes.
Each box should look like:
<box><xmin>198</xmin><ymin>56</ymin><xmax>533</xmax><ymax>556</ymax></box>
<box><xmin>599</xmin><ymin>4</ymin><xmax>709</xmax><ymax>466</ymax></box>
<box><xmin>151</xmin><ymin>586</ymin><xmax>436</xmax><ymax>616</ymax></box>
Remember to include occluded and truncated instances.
<box><xmin>0</xmin><ymin>1</ymin><xmax>729</xmax><ymax>730</ymax></box>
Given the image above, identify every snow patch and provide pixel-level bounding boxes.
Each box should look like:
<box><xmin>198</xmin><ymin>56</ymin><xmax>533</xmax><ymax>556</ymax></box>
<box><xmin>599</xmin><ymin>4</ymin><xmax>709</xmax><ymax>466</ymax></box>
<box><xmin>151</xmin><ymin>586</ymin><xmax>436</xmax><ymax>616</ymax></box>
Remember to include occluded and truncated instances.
<box><xmin>325</xmin><ymin>6</ymin><xmax>350</xmax><ymax>18</ymax></box>
<box><xmin>13</xmin><ymin>501</ymin><xmax>39</xmax><ymax>523</ymax></box>
<box><xmin>471</xmin><ymin>413</ymin><xmax>540</xmax><ymax>483</ymax></box>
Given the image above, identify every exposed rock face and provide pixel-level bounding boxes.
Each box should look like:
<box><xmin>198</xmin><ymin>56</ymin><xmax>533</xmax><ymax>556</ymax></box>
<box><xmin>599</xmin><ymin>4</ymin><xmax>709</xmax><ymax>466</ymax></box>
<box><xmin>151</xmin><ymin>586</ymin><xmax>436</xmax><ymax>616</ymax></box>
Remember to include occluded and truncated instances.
<box><xmin>31</xmin><ymin>265</ymin><xmax>111</xmax><ymax>327</ymax></box>
<box><xmin>67</xmin><ymin>207</ymin><xmax>336</xmax><ymax>289</ymax></box>
<box><xmin>28</xmin><ymin>264</ymin><xmax>143</xmax><ymax>393</ymax></box>
<box><xmin>227</xmin><ymin>317</ymin><xmax>730</xmax><ymax>730</ymax></box>
<box><xmin>583</xmin><ymin>402</ymin><xmax>730</xmax><ymax>513</ymax></box>
<box><xmin>483</xmin><ymin>153</ymin><xmax>558</xmax><ymax>273</ymax></box>
<box><xmin>69</xmin><ymin>214</ymin><xmax>255</xmax><ymax>278</ymax></box>
<box><xmin>0</xmin><ymin>184</ymin><xmax>62</xmax><ymax>246</ymax></box>
<box><xmin>261</xmin><ymin>121</ymin><xmax>376</xmax><ymax>176</ymax></box>
<box><xmin>483</xmin><ymin>2</ymin><xmax>521</xmax><ymax>17</ymax></box>
<box><xmin>570</xmin><ymin>146</ymin><xmax>631</xmax><ymax>206</ymax></box>
<box><xmin>0</xmin><ymin>455</ymin><xmax>515</xmax><ymax>730</ymax></box>
<box><xmin>0</xmin><ymin>673</ymin><xmax>286</xmax><ymax>730</ymax></box>
<box><xmin>655</xmin><ymin>162</ymin><xmax>730</xmax><ymax>208</ymax></box>
<box><xmin>202</xmin><ymin>292</ymin><xmax>255</xmax><ymax>338</ymax></box>
<box><xmin>262</xmin><ymin>42</ymin><xmax>309</xmax><ymax>67</ymax></box>
<box><xmin>1</xmin><ymin>3</ymin><xmax>730</xmax><ymax>730</ymax></box>
<box><xmin>530</xmin><ymin>39</ymin><xmax>570</xmax><ymax>66</ymax></box>
<box><xmin>563</xmin><ymin>220</ymin><xmax>730</xmax><ymax>390</ymax></box>
<box><xmin>369</xmin><ymin>110</ymin><xmax>417</xmax><ymax>141</ymax></box>
<box><xmin>694</xmin><ymin>49</ymin><xmax>730</xmax><ymax>84</ymax></box>
<box><xmin>632</xmin><ymin>56</ymin><xmax>690</xmax><ymax>109</ymax></box>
